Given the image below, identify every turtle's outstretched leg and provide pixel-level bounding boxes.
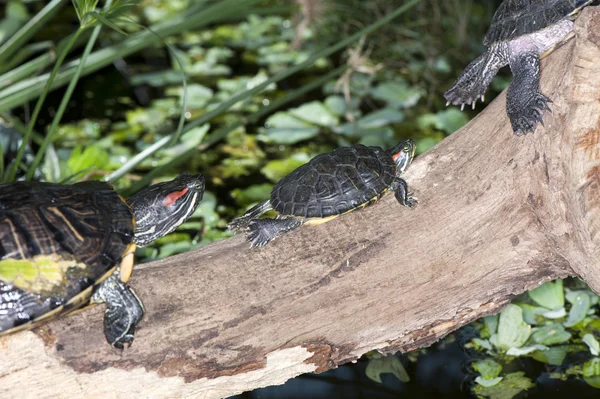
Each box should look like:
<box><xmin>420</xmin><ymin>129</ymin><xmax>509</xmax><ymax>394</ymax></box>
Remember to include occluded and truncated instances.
<box><xmin>444</xmin><ymin>43</ymin><xmax>509</xmax><ymax>109</ymax></box>
<box><xmin>228</xmin><ymin>200</ymin><xmax>272</xmax><ymax>231</ymax></box>
<box><xmin>392</xmin><ymin>178</ymin><xmax>417</xmax><ymax>208</ymax></box>
<box><xmin>506</xmin><ymin>52</ymin><xmax>551</xmax><ymax>135</ymax></box>
<box><xmin>247</xmin><ymin>217</ymin><xmax>303</xmax><ymax>248</ymax></box>
<box><xmin>91</xmin><ymin>273</ymin><xmax>145</xmax><ymax>349</ymax></box>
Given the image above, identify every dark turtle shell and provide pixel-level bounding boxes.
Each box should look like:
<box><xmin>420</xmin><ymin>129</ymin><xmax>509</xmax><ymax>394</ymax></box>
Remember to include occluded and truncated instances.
<box><xmin>0</xmin><ymin>181</ymin><xmax>134</xmax><ymax>333</ymax></box>
<box><xmin>483</xmin><ymin>0</ymin><xmax>592</xmax><ymax>45</ymax></box>
<box><xmin>270</xmin><ymin>145</ymin><xmax>397</xmax><ymax>218</ymax></box>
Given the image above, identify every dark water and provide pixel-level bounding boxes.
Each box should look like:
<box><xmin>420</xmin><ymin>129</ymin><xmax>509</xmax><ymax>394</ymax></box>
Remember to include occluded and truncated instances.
<box><xmin>230</xmin><ymin>337</ymin><xmax>600</xmax><ymax>399</ymax></box>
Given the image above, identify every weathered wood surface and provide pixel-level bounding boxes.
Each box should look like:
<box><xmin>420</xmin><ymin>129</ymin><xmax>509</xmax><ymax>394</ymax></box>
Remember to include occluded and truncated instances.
<box><xmin>1</xmin><ymin>7</ymin><xmax>600</xmax><ymax>399</ymax></box>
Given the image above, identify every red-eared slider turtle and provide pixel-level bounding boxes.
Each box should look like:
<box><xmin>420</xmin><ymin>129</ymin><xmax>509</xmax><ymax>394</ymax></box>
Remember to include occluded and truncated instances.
<box><xmin>444</xmin><ymin>0</ymin><xmax>596</xmax><ymax>135</ymax></box>
<box><xmin>0</xmin><ymin>173</ymin><xmax>204</xmax><ymax>348</ymax></box>
<box><xmin>229</xmin><ymin>140</ymin><xmax>417</xmax><ymax>248</ymax></box>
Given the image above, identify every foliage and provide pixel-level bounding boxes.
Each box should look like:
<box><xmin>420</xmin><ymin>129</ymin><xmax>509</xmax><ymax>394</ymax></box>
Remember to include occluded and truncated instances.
<box><xmin>464</xmin><ymin>279</ymin><xmax>600</xmax><ymax>398</ymax></box>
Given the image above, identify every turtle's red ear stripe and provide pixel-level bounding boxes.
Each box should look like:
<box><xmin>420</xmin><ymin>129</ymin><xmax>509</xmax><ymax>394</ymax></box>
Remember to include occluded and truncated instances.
<box><xmin>162</xmin><ymin>188</ymin><xmax>189</xmax><ymax>206</ymax></box>
<box><xmin>392</xmin><ymin>152</ymin><xmax>402</xmax><ymax>162</ymax></box>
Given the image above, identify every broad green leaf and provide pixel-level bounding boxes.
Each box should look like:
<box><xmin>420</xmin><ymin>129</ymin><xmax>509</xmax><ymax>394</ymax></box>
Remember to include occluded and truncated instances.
<box><xmin>497</xmin><ymin>304</ymin><xmax>531</xmax><ymax>350</ymax></box>
<box><xmin>432</xmin><ymin>109</ymin><xmax>469</xmax><ymax>134</ymax></box>
<box><xmin>531</xmin><ymin>346</ymin><xmax>568</xmax><ymax>366</ymax></box>
<box><xmin>564</xmin><ymin>291</ymin><xmax>590</xmax><ymax>327</ymax></box>
<box><xmin>506</xmin><ymin>344</ymin><xmax>548</xmax><ymax>356</ymax></box>
<box><xmin>541</xmin><ymin>307</ymin><xmax>566</xmax><ymax>319</ymax></box>
<box><xmin>258</xmin><ymin>112</ymin><xmax>320</xmax><ymax>144</ymax></box>
<box><xmin>67</xmin><ymin>146</ymin><xmax>109</xmax><ymax>175</ymax></box>
<box><xmin>472</xmin><ymin>358</ymin><xmax>502</xmax><ymax>379</ymax></box>
<box><xmin>334</xmin><ymin>108</ymin><xmax>404</xmax><ymax>138</ymax></box>
<box><xmin>528</xmin><ymin>280</ymin><xmax>564</xmax><ymax>310</ymax></box>
<box><xmin>583</xmin><ymin>358</ymin><xmax>600</xmax><ymax>377</ymax></box>
<box><xmin>289</xmin><ymin>101</ymin><xmax>339</xmax><ymax>127</ymax></box>
<box><xmin>470</xmin><ymin>338</ymin><xmax>493</xmax><ymax>351</ymax></box>
<box><xmin>584</xmin><ymin>334</ymin><xmax>600</xmax><ymax>356</ymax></box>
<box><xmin>517</xmin><ymin>303</ymin><xmax>547</xmax><ymax>325</ymax></box>
<box><xmin>475</xmin><ymin>377</ymin><xmax>503</xmax><ymax>387</ymax></box>
<box><xmin>166</xmin><ymin>84</ymin><xmax>213</xmax><ymax>109</ymax></box>
<box><xmin>365</xmin><ymin>354</ymin><xmax>409</xmax><ymax>384</ymax></box>
<box><xmin>531</xmin><ymin>324</ymin><xmax>571</xmax><ymax>346</ymax></box>
<box><xmin>471</xmin><ymin>372</ymin><xmax>535</xmax><ymax>399</ymax></box>
<box><xmin>484</xmin><ymin>315</ymin><xmax>499</xmax><ymax>335</ymax></box>
<box><xmin>231</xmin><ymin>183</ymin><xmax>274</xmax><ymax>207</ymax></box>
<box><xmin>324</xmin><ymin>95</ymin><xmax>346</xmax><ymax>116</ymax></box>
<box><xmin>192</xmin><ymin>191</ymin><xmax>220</xmax><ymax>229</ymax></box>
<box><xmin>261</xmin><ymin>153</ymin><xmax>310</xmax><ymax>182</ymax></box>
<box><xmin>370</xmin><ymin>81</ymin><xmax>421</xmax><ymax>108</ymax></box>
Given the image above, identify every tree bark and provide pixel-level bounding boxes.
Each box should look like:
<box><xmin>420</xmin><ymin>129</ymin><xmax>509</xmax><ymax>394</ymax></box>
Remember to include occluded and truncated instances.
<box><xmin>2</xmin><ymin>7</ymin><xmax>600</xmax><ymax>399</ymax></box>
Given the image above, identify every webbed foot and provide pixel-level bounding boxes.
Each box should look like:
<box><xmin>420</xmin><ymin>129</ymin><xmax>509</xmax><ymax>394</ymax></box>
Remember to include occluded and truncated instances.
<box><xmin>393</xmin><ymin>179</ymin><xmax>418</xmax><ymax>208</ymax></box>
<box><xmin>92</xmin><ymin>274</ymin><xmax>145</xmax><ymax>349</ymax></box>
<box><xmin>247</xmin><ymin>217</ymin><xmax>302</xmax><ymax>248</ymax></box>
<box><xmin>506</xmin><ymin>52</ymin><xmax>551</xmax><ymax>136</ymax></box>
<box><xmin>507</xmin><ymin>91</ymin><xmax>552</xmax><ymax>136</ymax></box>
<box><xmin>444</xmin><ymin>46</ymin><xmax>508</xmax><ymax>109</ymax></box>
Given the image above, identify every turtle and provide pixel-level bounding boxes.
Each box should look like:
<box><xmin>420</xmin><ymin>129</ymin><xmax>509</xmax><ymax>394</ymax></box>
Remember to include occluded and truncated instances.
<box><xmin>228</xmin><ymin>140</ymin><xmax>417</xmax><ymax>248</ymax></box>
<box><xmin>0</xmin><ymin>172</ymin><xmax>204</xmax><ymax>348</ymax></box>
<box><xmin>444</xmin><ymin>0</ymin><xmax>596</xmax><ymax>135</ymax></box>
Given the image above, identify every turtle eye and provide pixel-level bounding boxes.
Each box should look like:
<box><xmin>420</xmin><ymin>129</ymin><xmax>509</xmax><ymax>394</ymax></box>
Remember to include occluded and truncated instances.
<box><xmin>162</xmin><ymin>188</ymin><xmax>189</xmax><ymax>207</ymax></box>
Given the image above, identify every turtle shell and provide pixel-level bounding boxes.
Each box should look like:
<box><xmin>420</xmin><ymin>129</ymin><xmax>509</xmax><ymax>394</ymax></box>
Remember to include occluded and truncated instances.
<box><xmin>483</xmin><ymin>0</ymin><xmax>592</xmax><ymax>45</ymax></box>
<box><xmin>0</xmin><ymin>181</ymin><xmax>134</xmax><ymax>333</ymax></box>
<box><xmin>270</xmin><ymin>145</ymin><xmax>397</xmax><ymax>218</ymax></box>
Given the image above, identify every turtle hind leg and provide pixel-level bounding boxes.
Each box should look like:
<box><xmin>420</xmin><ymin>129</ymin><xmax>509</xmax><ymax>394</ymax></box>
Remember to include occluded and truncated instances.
<box><xmin>444</xmin><ymin>44</ymin><xmax>509</xmax><ymax>109</ymax></box>
<box><xmin>392</xmin><ymin>178</ymin><xmax>417</xmax><ymax>208</ymax></box>
<box><xmin>228</xmin><ymin>200</ymin><xmax>272</xmax><ymax>231</ymax></box>
<box><xmin>91</xmin><ymin>273</ymin><xmax>145</xmax><ymax>349</ymax></box>
<box><xmin>247</xmin><ymin>217</ymin><xmax>302</xmax><ymax>248</ymax></box>
<box><xmin>506</xmin><ymin>52</ymin><xmax>551</xmax><ymax>136</ymax></box>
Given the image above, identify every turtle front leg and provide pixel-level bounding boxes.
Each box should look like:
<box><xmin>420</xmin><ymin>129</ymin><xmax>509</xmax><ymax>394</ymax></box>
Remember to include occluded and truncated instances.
<box><xmin>228</xmin><ymin>200</ymin><xmax>272</xmax><ymax>231</ymax></box>
<box><xmin>444</xmin><ymin>43</ymin><xmax>509</xmax><ymax>109</ymax></box>
<box><xmin>247</xmin><ymin>217</ymin><xmax>303</xmax><ymax>248</ymax></box>
<box><xmin>392</xmin><ymin>178</ymin><xmax>417</xmax><ymax>208</ymax></box>
<box><xmin>506</xmin><ymin>52</ymin><xmax>551</xmax><ymax>135</ymax></box>
<box><xmin>91</xmin><ymin>273</ymin><xmax>145</xmax><ymax>349</ymax></box>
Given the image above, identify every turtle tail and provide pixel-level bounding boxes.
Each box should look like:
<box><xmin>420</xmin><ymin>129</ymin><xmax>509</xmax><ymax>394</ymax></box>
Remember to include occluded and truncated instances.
<box><xmin>228</xmin><ymin>200</ymin><xmax>272</xmax><ymax>231</ymax></box>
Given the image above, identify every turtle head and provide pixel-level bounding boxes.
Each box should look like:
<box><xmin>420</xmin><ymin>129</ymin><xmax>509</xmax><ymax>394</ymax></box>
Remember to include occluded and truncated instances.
<box><xmin>390</xmin><ymin>139</ymin><xmax>416</xmax><ymax>174</ymax></box>
<box><xmin>128</xmin><ymin>173</ymin><xmax>205</xmax><ymax>247</ymax></box>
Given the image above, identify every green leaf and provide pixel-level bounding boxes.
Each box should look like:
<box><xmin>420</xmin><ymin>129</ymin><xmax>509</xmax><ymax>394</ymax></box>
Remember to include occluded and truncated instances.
<box><xmin>231</xmin><ymin>184</ymin><xmax>274</xmax><ymax>207</ymax></box>
<box><xmin>432</xmin><ymin>109</ymin><xmax>469</xmax><ymax>134</ymax></box>
<box><xmin>365</xmin><ymin>354</ymin><xmax>409</xmax><ymax>384</ymax></box>
<box><xmin>258</xmin><ymin>112</ymin><xmax>320</xmax><ymax>144</ymax></box>
<box><xmin>583</xmin><ymin>334</ymin><xmax>600</xmax><ymax>356</ymax></box>
<box><xmin>564</xmin><ymin>291</ymin><xmax>591</xmax><ymax>327</ymax></box>
<box><xmin>506</xmin><ymin>344</ymin><xmax>548</xmax><ymax>356</ymax></box>
<box><xmin>531</xmin><ymin>346</ymin><xmax>568</xmax><ymax>366</ymax></box>
<box><xmin>528</xmin><ymin>280</ymin><xmax>564</xmax><ymax>310</ymax></box>
<box><xmin>517</xmin><ymin>303</ymin><xmax>547</xmax><ymax>325</ymax></box>
<box><xmin>166</xmin><ymin>83</ymin><xmax>213</xmax><ymax>109</ymax></box>
<box><xmin>370</xmin><ymin>80</ymin><xmax>421</xmax><ymax>108</ymax></box>
<box><xmin>583</xmin><ymin>358</ymin><xmax>600</xmax><ymax>377</ymax></box>
<box><xmin>531</xmin><ymin>324</ymin><xmax>571</xmax><ymax>346</ymax></box>
<box><xmin>475</xmin><ymin>377</ymin><xmax>503</xmax><ymax>387</ymax></box>
<box><xmin>261</xmin><ymin>153</ymin><xmax>310</xmax><ymax>182</ymax></box>
<box><xmin>334</xmin><ymin>108</ymin><xmax>404</xmax><ymax>137</ymax></box>
<box><xmin>324</xmin><ymin>95</ymin><xmax>347</xmax><ymax>117</ymax></box>
<box><xmin>497</xmin><ymin>304</ymin><xmax>531</xmax><ymax>351</ymax></box>
<box><xmin>67</xmin><ymin>146</ymin><xmax>109</xmax><ymax>175</ymax></box>
<box><xmin>471</xmin><ymin>372</ymin><xmax>535</xmax><ymax>399</ymax></box>
<box><xmin>288</xmin><ymin>101</ymin><xmax>339</xmax><ymax>127</ymax></box>
<box><xmin>484</xmin><ymin>315</ymin><xmax>499</xmax><ymax>335</ymax></box>
<box><xmin>472</xmin><ymin>358</ymin><xmax>502</xmax><ymax>379</ymax></box>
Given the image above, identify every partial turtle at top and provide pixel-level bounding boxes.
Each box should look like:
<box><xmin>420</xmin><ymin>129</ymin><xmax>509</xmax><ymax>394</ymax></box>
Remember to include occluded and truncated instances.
<box><xmin>0</xmin><ymin>173</ymin><xmax>204</xmax><ymax>348</ymax></box>
<box><xmin>229</xmin><ymin>140</ymin><xmax>417</xmax><ymax>248</ymax></box>
<box><xmin>444</xmin><ymin>0</ymin><xmax>596</xmax><ymax>135</ymax></box>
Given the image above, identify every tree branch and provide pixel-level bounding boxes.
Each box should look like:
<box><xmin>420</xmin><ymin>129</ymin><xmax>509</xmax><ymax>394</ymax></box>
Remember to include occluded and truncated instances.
<box><xmin>1</xmin><ymin>7</ymin><xmax>600</xmax><ymax>399</ymax></box>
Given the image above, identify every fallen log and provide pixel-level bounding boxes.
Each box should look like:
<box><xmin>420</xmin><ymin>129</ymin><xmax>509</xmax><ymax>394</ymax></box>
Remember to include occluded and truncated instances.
<box><xmin>1</xmin><ymin>7</ymin><xmax>600</xmax><ymax>399</ymax></box>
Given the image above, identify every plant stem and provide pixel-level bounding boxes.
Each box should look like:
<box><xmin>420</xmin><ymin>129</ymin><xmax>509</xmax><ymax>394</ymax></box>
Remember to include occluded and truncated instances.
<box><xmin>5</xmin><ymin>29</ymin><xmax>82</xmax><ymax>182</ymax></box>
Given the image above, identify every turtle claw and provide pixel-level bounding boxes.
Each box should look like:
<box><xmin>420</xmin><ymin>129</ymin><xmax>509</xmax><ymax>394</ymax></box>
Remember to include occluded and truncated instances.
<box><xmin>247</xmin><ymin>218</ymin><xmax>302</xmax><ymax>248</ymax></box>
<box><xmin>460</xmin><ymin>103</ymin><xmax>465</xmax><ymax>111</ymax></box>
<box><xmin>446</xmin><ymin>100</ymin><xmax>450</xmax><ymax>106</ymax></box>
<box><xmin>508</xmin><ymin>92</ymin><xmax>552</xmax><ymax>136</ymax></box>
